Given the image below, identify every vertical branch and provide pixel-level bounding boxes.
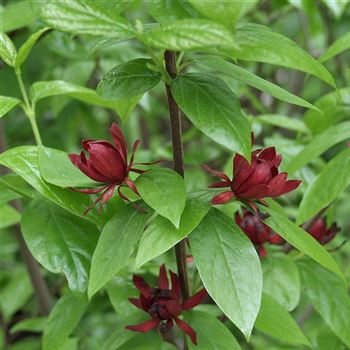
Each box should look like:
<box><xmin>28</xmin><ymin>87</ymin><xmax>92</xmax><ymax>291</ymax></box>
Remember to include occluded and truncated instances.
<box><xmin>164</xmin><ymin>50</ymin><xmax>190</xmax><ymax>302</ymax></box>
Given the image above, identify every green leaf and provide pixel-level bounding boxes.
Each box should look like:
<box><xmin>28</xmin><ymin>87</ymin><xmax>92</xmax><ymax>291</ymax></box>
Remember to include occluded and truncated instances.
<box><xmin>30</xmin><ymin>80</ymin><xmax>121</xmax><ymax>110</ymax></box>
<box><xmin>0</xmin><ymin>32</ymin><xmax>17</xmax><ymax>67</ymax></box>
<box><xmin>320</xmin><ymin>32</ymin><xmax>350</xmax><ymax>62</ymax></box>
<box><xmin>188</xmin><ymin>0</ymin><xmax>252</xmax><ymax>28</ymax></box>
<box><xmin>0</xmin><ymin>268</ymin><xmax>33</xmax><ymax>321</ymax></box>
<box><xmin>0</xmin><ymin>146</ymin><xmax>101</xmax><ymax>224</ymax></box>
<box><xmin>190</xmin><ymin>208</ymin><xmax>262</xmax><ymax>339</ymax></box>
<box><xmin>0</xmin><ymin>189</ymin><xmax>22</xmax><ymax>205</ymax></box>
<box><xmin>135</xmin><ymin>190</ymin><xmax>211</xmax><ymax>268</ymax></box>
<box><xmin>285</xmin><ymin>121</ymin><xmax>350</xmax><ymax>173</ymax></box>
<box><xmin>41</xmin><ymin>0</ymin><xmax>134</xmax><ymax>39</ymax></box>
<box><xmin>233</xmin><ymin>23</ymin><xmax>336</xmax><ymax>87</ymax></box>
<box><xmin>262</xmin><ymin>254</ymin><xmax>300</xmax><ymax>311</ymax></box>
<box><xmin>199</xmin><ymin>57</ymin><xmax>319</xmax><ymax>111</ymax></box>
<box><xmin>38</xmin><ymin>146</ymin><xmax>96</xmax><ymax>188</ymax></box>
<box><xmin>97</xmin><ymin>59</ymin><xmax>161</xmax><ymax>100</ymax></box>
<box><xmin>0</xmin><ymin>96</ymin><xmax>21</xmax><ymax>118</ymax></box>
<box><xmin>253</xmin><ymin>114</ymin><xmax>309</xmax><ymax>133</ymax></box>
<box><xmin>298</xmin><ymin>259</ymin><xmax>350</xmax><ymax>348</ymax></box>
<box><xmin>15</xmin><ymin>27</ymin><xmax>51</xmax><ymax>67</ymax></box>
<box><xmin>135</xmin><ymin>168</ymin><xmax>186</xmax><ymax>228</ymax></box>
<box><xmin>11</xmin><ymin>317</ymin><xmax>46</xmax><ymax>334</ymax></box>
<box><xmin>0</xmin><ymin>204</ymin><xmax>21</xmax><ymax>228</ymax></box>
<box><xmin>21</xmin><ymin>198</ymin><xmax>99</xmax><ymax>293</ymax></box>
<box><xmin>115</xmin><ymin>95</ymin><xmax>142</xmax><ymax>122</ymax></box>
<box><xmin>255</xmin><ymin>293</ymin><xmax>310</xmax><ymax>346</ymax></box>
<box><xmin>143</xmin><ymin>19</ymin><xmax>240</xmax><ymax>51</ymax></box>
<box><xmin>184</xmin><ymin>311</ymin><xmax>241</xmax><ymax>350</ymax></box>
<box><xmin>297</xmin><ymin>148</ymin><xmax>350</xmax><ymax>224</ymax></box>
<box><xmin>43</xmin><ymin>292</ymin><xmax>88</xmax><ymax>350</ymax></box>
<box><xmin>88</xmin><ymin>202</ymin><xmax>151</xmax><ymax>298</ymax></box>
<box><xmin>261</xmin><ymin>200</ymin><xmax>344</xmax><ymax>280</ymax></box>
<box><xmin>171</xmin><ymin>73</ymin><xmax>251</xmax><ymax>159</ymax></box>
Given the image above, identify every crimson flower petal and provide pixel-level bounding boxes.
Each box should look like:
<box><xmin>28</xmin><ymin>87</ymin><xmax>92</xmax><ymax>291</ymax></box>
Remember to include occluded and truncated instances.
<box><xmin>182</xmin><ymin>289</ymin><xmax>207</xmax><ymax>310</ymax></box>
<box><xmin>128</xmin><ymin>298</ymin><xmax>144</xmax><ymax>310</ymax></box>
<box><xmin>238</xmin><ymin>184</ymin><xmax>270</xmax><ymax>199</ymax></box>
<box><xmin>270</xmin><ymin>179</ymin><xmax>301</xmax><ymax>197</ymax></box>
<box><xmin>125</xmin><ymin>319</ymin><xmax>160</xmax><ymax>333</ymax></box>
<box><xmin>208</xmin><ymin>181</ymin><xmax>231</xmax><ymax>189</ymax></box>
<box><xmin>258</xmin><ymin>146</ymin><xmax>276</xmax><ymax>162</ymax></box>
<box><xmin>165</xmin><ymin>300</ymin><xmax>182</xmax><ymax>317</ymax></box>
<box><xmin>129</xmin><ymin>140</ymin><xmax>141</xmax><ymax>168</ymax></box>
<box><xmin>170</xmin><ymin>270</ymin><xmax>181</xmax><ymax>299</ymax></box>
<box><xmin>201</xmin><ymin>164</ymin><xmax>231</xmax><ymax>182</ymax></box>
<box><xmin>133</xmin><ymin>275</ymin><xmax>151</xmax><ymax>298</ymax></box>
<box><xmin>124</xmin><ymin>178</ymin><xmax>139</xmax><ymax>195</ymax></box>
<box><xmin>174</xmin><ymin>317</ymin><xmax>197</xmax><ymax>345</ymax></box>
<box><xmin>97</xmin><ymin>185</ymin><xmax>116</xmax><ymax>210</ymax></box>
<box><xmin>238</xmin><ymin>162</ymin><xmax>271</xmax><ymax>192</ymax></box>
<box><xmin>110</xmin><ymin>122</ymin><xmax>128</xmax><ymax>162</ymax></box>
<box><xmin>158</xmin><ymin>264</ymin><xmax>169</xmax><ymax>289</ymax></box>
<box><xmin>211</xmin><ymin>191</ymin><xmax>234</xmax><ymax>205</ymax></box>
<box><xmin>69</xmin><ymin>186</ymin><xmax>106</xmax><ymax>194</ymax></box>
<box><xmin>257</xmin><ymin>244</ymin><xmax>267</xmax><ymax>258</ymax></box>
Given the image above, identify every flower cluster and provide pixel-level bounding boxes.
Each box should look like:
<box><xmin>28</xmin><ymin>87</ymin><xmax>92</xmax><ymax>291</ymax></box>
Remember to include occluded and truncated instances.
<box><xmin>307</xmin><ymin>217</ymin><xmax>339</xmax><ymax>245</ymax></box>
<box><xmin>203</xmin><ymin>145</ymin><xmax>301</xmax><ymax>207</ymax></box>
<box><xmin>125</xmin><ymin>265</ymin><xmax>207</xmax><ymax>345</ymax></box>
<box><xmin>68</xmin><ymin>123</ymin><xmax>154</xmax><ymax>214</ymax></box>
<box><xmin>235</xmin><ymin>209</ymin><xmax>283</xmax><ymax>257</ymax></box>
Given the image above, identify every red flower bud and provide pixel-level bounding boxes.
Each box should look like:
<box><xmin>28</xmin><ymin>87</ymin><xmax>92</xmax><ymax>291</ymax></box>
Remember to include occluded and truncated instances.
<box><xmin>125</xmin><ymin>265</ymin><xmax>207</xmax><ymax>345</ymax></box>
<box><xmin>307</xmin><ymin>217</ymin><xmax>339</xmax><ymax>245</ymax></box>
<box><xmin>68</xmin><ymin>123</ymin><xmax>156</xmax><ymax>214</ymax></box>
<box><xmin>203</xmin><ymin>142</ymin><xmax>301</xmax><ymax>207</ymax></box>
<box><xmin>235</xmin><ymin>209</ymin><xmax>283</xmax><ymax>257</ymax></box>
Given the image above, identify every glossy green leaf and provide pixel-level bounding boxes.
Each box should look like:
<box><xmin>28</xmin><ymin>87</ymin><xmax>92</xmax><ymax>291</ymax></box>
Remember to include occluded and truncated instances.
<box><xmin>97</xmin><ymin>59</ymin><xmax>161</xmax><ymax>100</ymax></box>
<box><xmin>11</xmin><ymin>317</ymin><xmax>46</xmax><ymax>334</ymax></box>
<box><xmin>43</xmin><ymin>292</ymin><xmax>88</xmax><ymax>350</ymax></box>
<box><xmin>298</xmin><ymin>259</ymin><xmax>350</xmax><ymax>348</ymax></box>
<box><xmin>41</xmin><ymin>0</ymin><xmax>134</xmax><ymax>38</ymax></box>
<box><xmin>115</xmin><ymin>95</ymin><xmax>142</xmax><ymax>122</ymax></box>
<box><xmin>0</xmin><ymin>268</ymin><xmax>33</xmax><ymax>321</ymax></box>
<box><xmin>143</xmin><ymin>19</ymin><xmax>240</xmax><ymax>50</ymax></box>
<box><xmin>135</xmin><ymin>168</ymin><xmax>186</xmax><ymax>228</ymax></box>
<box><xmin>0</xmin><ymin>189</ymin><xmax>22</xmax><ymax>205</ymax></box>
<box><xmin>38</xmin><ymin>146</ymin><xmax>96</xmax><ymax>188</ymax></box>
<box><xmin>261</xmin><ymin>200</ymin><xmax>344</xmax><ymax>280</ymax></box>
<box><xmin>88</xmin><ymin>202</ymin><xmax>151</xmax><ymax>298</ymax></box>
<box><xmin>0</xmin><ymin>96</ymin><xmax>21</xmax><ymax>118</ymax></box>
<box><xmin>0</xmin><ymin>204</ymin><xmax>21</xmax><ymax>228</ymax></box>
<box><xmin>285</xmin><ymin>121</ymin><xmax>350</xmax><ymax>173</ymax></box>
<box><xmin>304</xmin><ymin>88</ymin><xmax>350</xmax><ymax>134</ymax></box>
<box><xmin>171</xmin><ymin>73</ymin><xmax>251</xmax><ymax>159</ymax></box>
<box><xmin>0</xmin><ymin>32</ymin><xmax>17</xmax><ymax>66</ymax></box>
<box><xmin>253</xmin><ymin>114</ymin><xmax>309</xmax><ymax>133</ymax></box>
<box><xmin>184</xmin><ymin>311</ymin><xmax>241</xmax><ymax>350</ymax></box>
<box><xmin>135</xmin><ymin>190</ymin><xmax>211</xmax><ymax>268</ymax></box>
<box><xmin>0</xmin><ymin>146</ymin><xmax>100</xmax><ymax>224</ymax></box>
<box><xmin>262</xmin><ymin>254</ymin><xmax>300</xmax><ymax>311</ymax></box>
<box><xmin>233</xmin><ymin>23</ymin><xmax>336</xmax><ymax>87</ymax></box>
<box><xmin>190</xmin><ymin>208</ymin><xmax>262</xmax><ymax>339</ymax></box>
<box><xmin>255</xmin><ymin>293</ymin><xmax>310</xmax><ymax>346</ymax></box>
<box><xmin>21</xmin><ymin>198</ymin><xmax>99</xmax><ymax>293</ymax></box>
<box><xmin>298</xmin><ymin>148</ymin><xmax>350</xmax><ymax>224</ymax></box>
<box><xmin>0</xmin><ymin>174</ymin><xmax>35</xmax><ymax>199</ymax></box>
<box><xmin>199</xmin><ymin>57</ymin><xmax>319</xmax><ymax>111</ymax></box>
<box><xmin>15</xmin><ymin>27</ymin><xmax>51</xmax><ymax>67</ymax></box>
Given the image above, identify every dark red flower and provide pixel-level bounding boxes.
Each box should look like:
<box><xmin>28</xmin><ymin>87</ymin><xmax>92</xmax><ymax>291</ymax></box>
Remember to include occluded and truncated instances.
<box><xmin>203</xmin><ymin>146</ymin><xmax>301</xmax><ymax>207</ymax></box>
<box><xmin>307</xmin><ymin>217</ymin><xmax>339</xmax><ymax>245</ymax></box>
<box><xmin>125</xmin><ymin>265</ymin><xmax>207</xmax><ymax>345</ymax></box>
<box><xmin>69</xmin><ymin>123</ymin><xmax>154</xmax><ymax>214</ymax></box>
<box><xmin>235</xmin><ymin>209</ymin><xmax>283</xmax><ymax>257</ymax></box>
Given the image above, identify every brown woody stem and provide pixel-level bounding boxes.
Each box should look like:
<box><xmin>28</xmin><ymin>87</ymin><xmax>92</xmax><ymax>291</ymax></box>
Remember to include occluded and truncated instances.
<box><xmin>164</xmin><ymin>50</ymin><xmax>190</xmax><ymax>303</ymax></box>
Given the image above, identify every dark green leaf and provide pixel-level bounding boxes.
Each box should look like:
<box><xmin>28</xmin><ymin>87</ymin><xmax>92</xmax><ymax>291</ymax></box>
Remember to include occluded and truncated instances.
<box><xmin>0</xmin><ymin>32</ymin><xmax>17</xmax><ymax>67</ymax></box>
<box><xmin>262</xmin><ymin>254</ymin><xmax>300</xmax><ymax>311</ymax></box>
<box><xmin>21</xmin><ymin>198</ymin><xmax>99</xmax><ymax>293</ymax></box>
<box><xmin>97</xmin><ymin>59</ymin><xmax>161</xmax><ymax>100</ymax></box>
<box><xmin>171</xmin><ymin>73</ymin><xmax>251</xmax><ymax>159</ymax></box>
<box><xmin>0</xmin><ymin>96</ymin><xmax>21</xmax><ymax>118</ymax></box>
<box><xmin>233</xmin><ymin>23</ymin><xmax>336</xmax><ymax>87</ymax></box>
<box><xmin>184</xmin><ymin>311</ymin><xmax>241</xmax><ymax>349</ymax></box>
<box><xmin>261</xmin><ymin>200</ymin><xmax>344</xmax><ymax>280</ymax></box>
<box><xmin>88</xmin><ymin>202</ymin><xmax>151</xmax><ymax>298</ymax></box>
<box><xmin>190</xmin><ymin>209</ymin><xmax>262</xmax><ymax>339</ymax></box>
<box><xmin>43</xmin><ymin>292</ymin><xmax>87</xmax><ymax>350</ymax></box>
<box><xmin>10</xmin><ymin>317</ymin><xmax>46</xmax><ymax>334</ymax></box>
<box><xmin>15</xmin><ymin>27</ymin><xmax>51</xmax><ymax>67</ymax></box>
<box><xmin>298</xmin><ymin>259</ymin><xmax>350</xmax><ymax>348</ymax></box>
<box><xmin>135</xmin><ymin>168</ymin><xmax>186</xmax><ymax>228</ymax></box>
<box><xmin>41</xmin><ymin>0</ymin><xmax>134</xmax><ymax>39</ymax></box>
<box><xmin>0</xmin><ymin>146</ymin><xmax>101</xmax><ymax>224</ymax></box>
<box><xmin>255</xmin><ymin>293</ymin><xmax>310</xmax><ymax>346</ymax></box>
<box><xmin>298</xmin><ymin>148</ymin><xmax>350</xmax><ymax>224</ymax></box>
<box><xmin>285</xmin><ymin>121</ymin><xmax>350</xmax><ymax>173</ymax></box>
<box><xmin>143</xmin><ymin>19</ymin><xmax>240</xmax><ymax>50</ymax></box>
<box><xmin>135</xmin><ymin>190</ymin><xmax>211</xmax><ymax>268</ymax></box>
<box><xmin>38</xmin><ymin>146</ymin><xmax>96</xmax><ymax>188</ymax></box>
